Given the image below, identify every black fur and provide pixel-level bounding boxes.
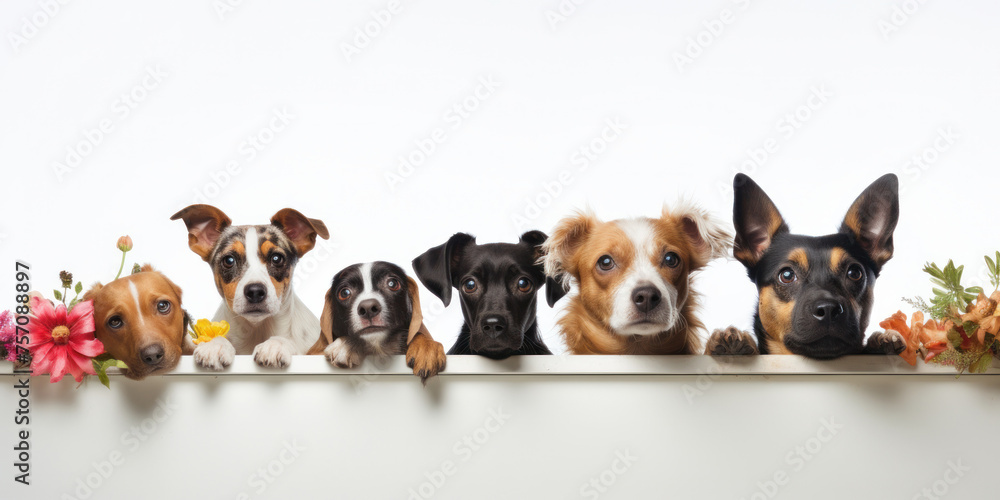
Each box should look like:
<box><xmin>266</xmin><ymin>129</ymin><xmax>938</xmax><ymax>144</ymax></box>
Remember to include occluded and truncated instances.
<box><xmin>412</xmin><ymin>231</ymin><xmax>564</xmax><ymax>359</ymax></box>
<box><xmin>326</xmin><ymin>262</ymin><xmax>412</xmax><ymax>356</ymax></box>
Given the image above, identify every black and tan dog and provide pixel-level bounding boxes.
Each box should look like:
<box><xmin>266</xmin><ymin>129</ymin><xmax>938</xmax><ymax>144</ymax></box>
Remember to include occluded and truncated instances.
<box><xmin>413</xmin><ymin>231</ymin><xmax>564</xmax><ymax>359</ymax></box>
<box><xmin>706</xmin><ymin>173</ymin><xmax>905</xmax><ymax>359</ymax></box>
<box><xmin>307</xmin><ymin>261</ymin><xmax>446</xmax><ymax>382</ymax></box>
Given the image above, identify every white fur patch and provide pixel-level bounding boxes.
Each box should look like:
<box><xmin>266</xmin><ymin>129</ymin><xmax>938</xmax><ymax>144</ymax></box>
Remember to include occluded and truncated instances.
<box><xmin>324</xmin><ymin>337</ymin><xmax>361</xmax><ymax>368</ymax></box>
<box><xmin>231</xmin><ymin>228</ymin><xmax>281</xmax><ymax>321</ymax></box>
<box><xmin>128</xmin><ymin>281</ymin><xmax>145</xmax><ymax>327</ymax></box>
<box><xmin>350</xmin><ymin>262</ymin><xmax>387</xmax><ymax>332</ymax></box>
<box><xmin>252</xmin><ymin>336</ymin><xmax>294</xmax><ymax>368</ymax></box>
<box><xmin>610</xmin><ymin>218</ymin><xmax>680</xmax><ymax>335</ymax></box>
<box><xmin>193</xmin><ymin>336</ymin><xmax>236</xmax><ymax>371</ymax></box>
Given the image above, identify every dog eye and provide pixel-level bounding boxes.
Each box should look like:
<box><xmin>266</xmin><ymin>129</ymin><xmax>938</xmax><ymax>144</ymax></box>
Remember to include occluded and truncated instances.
<box><xmin>387</xmin><ymin>278</ymin><xmax>401</xmax><ymax>291</ymax></box>
<box><xmin>157</xmin><ymin>301</ymin><xmax>171</xmax><ymax>314</ymax></box>
<box><xmin>516</xmin><ymin>277</ymin><xmax>532</xmax><ymax>293</ymax></box>
<box><xmin>597</xmin><ymin>255</ymin><xmax>616</xmax><ymax>271</ymax></box>
<box><xmin>222</xmin><ymin>255</ymin><xmax>236</xmax><ymax>269</ymax></box>
<box><xmin>778</xmin><ymin>267</ymin><xmax>797</xmax><ymax>284</ymax></box>
<box><xmin>847</xmin><ymin>264</ymin><xmax>864</xmax><ymax>282</ymax></box>
<box><xmin>270</xmin><ymin>254</ymin><xmax>285</xmax><ymax>266</ymax></box>
<box><xmin>463</xmin><ymin>279</ymin><xmax>478</xmax><ymax>293</ymax></box>
<box><xmin>107</xmin><ymin>316</ymin><xmax>124</xmax><ymax>329</ymax></box>
<box><xmin>662</xmin><ymin>252</ymin><xmax>680</xmax><ymax>268</ymax></box>
<box><xmin>338</xmin><ymin>288</ymin><xmax>352</xmax><ymax>301</ymax></box>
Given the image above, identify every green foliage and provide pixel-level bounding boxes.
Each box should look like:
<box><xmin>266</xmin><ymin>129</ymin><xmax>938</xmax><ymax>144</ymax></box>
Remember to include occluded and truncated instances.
<box><xmin>986</xmin><ymin>251</ymin><xmax>1000</xmax><ymax>291</ymax></box>
<box><xmin>921</xmin><ymin>260</ymin><xmax>981</xmax><ymax>320</ymax></box>
<box><xmin>92</xmin><ymin>355</ymin><xmax>129</xmax><ymax>389</ymax></box>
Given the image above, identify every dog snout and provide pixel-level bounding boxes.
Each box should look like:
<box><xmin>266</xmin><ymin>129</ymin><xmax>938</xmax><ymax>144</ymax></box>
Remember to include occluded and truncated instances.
<box><xmin>244</xmin><ymin>283</ymin><xmax>267</xmax><ymax>304</ymax></box>
<box><xmin>812</xmin><ymin>300</ymin><xmax>845</xmax><ymax>323</ymax></box>
<box><xmin>357</xmin><ymin>299</ymin><xmax>381</xmax><ymax>320</ymax></box>
<box><xmin>140</xmin><ymin>343</ymin><xmax>165</xmax><ymax>366</ymax></box>
<box><xmin>480</xmin><ymin>315</ymin><xmax>507</xmax><ymax>338</ymax></box>
<box><xmin>631</xmin><ymin>285</ymin><xmax>662</xmax><ymax>313</ymax></box>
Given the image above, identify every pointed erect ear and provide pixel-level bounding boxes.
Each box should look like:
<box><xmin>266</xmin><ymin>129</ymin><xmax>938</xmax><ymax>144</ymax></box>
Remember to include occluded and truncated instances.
<box><xmin>732</xmin><ymin>174</ymin><xmax>789</xmax><ymax>268</ymax></box>
<box><xmin>170</xmin><ymin>205</ymin><xmax>233</xmax><ymax>261</ymax></box>
<box><xmin>542</xmin><ymin>211</ymin><xmax>597</xmax><ymax>304</ymax></box>
<box><xmin>411</xmin><ymin>233</ymin><xmax>475</xmax><ymax>307</ymax></box>
<box><xmin>668</xmin><ymin>202</ymin><xmax>733</xmax><ymax>269</ymax></box>
<box><xmin>270</xmin><ymin>209</ymin><xmax>330</xmax><ymax>257</ymax></box>
<box><xmin>405</xmin><ymin>276</ymin><xmax>426</xmax><ymax>345</ymax></box>
<box><xmin>839</xmin><ymin>174</ymin><xmax>899</xmax><ymax>269</ymax></box>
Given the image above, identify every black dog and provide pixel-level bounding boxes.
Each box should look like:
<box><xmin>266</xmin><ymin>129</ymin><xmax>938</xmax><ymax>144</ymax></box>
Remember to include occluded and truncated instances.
<box><xmin>307</xmin><ymin>261</ymin><xmax>447</xmax><ymax>381</ymax></box>
<box><xmin>412</xmin><ymin>231</ymin><xmax>565</xmax><ymax>359</ymax></box>
<box><xmin>705</xmin><ymin>173</ymin><xmax>905</xmax><ymax>359</ymax></box>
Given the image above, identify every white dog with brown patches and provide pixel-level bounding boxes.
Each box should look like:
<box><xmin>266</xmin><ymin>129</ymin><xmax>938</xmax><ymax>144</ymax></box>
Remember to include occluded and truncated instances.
<box><xmin>171</xmin><ymin>204</ymin><xmax>330</xmax><ymax>369</ymax></box>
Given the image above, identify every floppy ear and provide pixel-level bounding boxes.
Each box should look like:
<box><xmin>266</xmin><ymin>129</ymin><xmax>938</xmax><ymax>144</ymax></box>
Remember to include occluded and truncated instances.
<box><xmin>83</xmin><ymin>282</ymin><xmax>104</xmax><ymax>301</ymax></box>
<box><xmin>733</xmin><ymin>174</ymin><xmax>789</xmax><ymax>268</ymax></box>
<box><xmin>170</xmin><ymin>204</ymin><xmax>233</xmax><ymax>261</ymax></box>
<box><xmin>307</xmin><ymin>288</ymin><xmax>337</xmax><ymax>355</ymax></box>
<box><xmin>542</xmin><ymin>210</ymin><xmax>597</xmax><ymax>305</ymax></box>
<box><xmin>405</xmin><ymin>276</ymin><xmax>427</xmax><ymax>345</ymax></box>
<box><xmin>411</xmin><ymin>233</ymin><xmax>475</xmax><ymax>307</ymax></box>
<box><xmin>839</xmin><ymin>173</ymin><xmax>899</xmax><ymax>270</ymax></box>
<box><xmin>669</xmin><ymin>201</ymin><xmax>733</xmax><ymax>270</ymax></box>
<box><xmin>270</xmin><ymin>208</ymin><xmax>330</xmax><ymax>257</ymax></box>
<box><xmin>518</xmin><ymin>230</ymin><xmax>567</xmax><ymax>308</ymax></box>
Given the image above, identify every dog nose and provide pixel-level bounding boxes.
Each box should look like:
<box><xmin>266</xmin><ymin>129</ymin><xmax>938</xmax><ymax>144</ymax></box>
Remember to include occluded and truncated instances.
<box><xmin>244</xmin><ymin>283</ymin><xmax>267</xmax><ymax>304</ymax></box>
<box><xmin>812</xmin><ymin>301</ymin><xmax>845</xmax><ymax>322</ymax></box>
<box><xmin>357</xmin><ymin>299</ymin><xmax>381</xmax><ymax>319</ymax></box>
<box><xmin>140</xmin><ymin>344</ymin><xmax>165</xmax><ymax>366</ymax></box>
<box><xmin>480</xmin><ymin>316</ymin><xmax>507</xmax><ymax>338</ymax></box>
<box><xmin>631</xmin><ymin>286</ymin><xmax>662</xmax><ymax>313</ymax></box>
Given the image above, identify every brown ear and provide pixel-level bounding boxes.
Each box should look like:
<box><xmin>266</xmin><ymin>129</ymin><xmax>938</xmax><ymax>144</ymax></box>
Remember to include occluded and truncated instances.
<box><xmin>319</xmin><ymin>288</ymin><xmax>335</xmax><ymax>346</ymax></box>
<box><xmin>839</xmin><ymin>174</ymin><xmax>899</xmax><ymax>270</ymax></box>
<box><xmin>732</xmin><ymin>174</ymin><xmax>788</xmax><ymax>268</ymax></box>
<box><xmin>270</xmin><ymin>208</ymin><xmax>330</xmax><ymax>257</ymax></box>
<box><xmin>170</xmin><ymin>205</ymin><xmax>233</xmax><ymax>261</ymax></box>
<box><xmin>669</xmin><ymin>202</ymin><xmax>733</xmax><ymax>269</ymax></box>
<box><xmin>542</xmin><ymin>210</ymin><xmax>597</xmax><ymax>305</ymax></box>
<box><xmin>83</xmin><ymin>282</ymin><xmax>104</xmax><ymax>301</ymax></box>
<box><xmin>406</xmin><ymin>276</ymin><xmax>427</xmax><ymax>344</ymax></box>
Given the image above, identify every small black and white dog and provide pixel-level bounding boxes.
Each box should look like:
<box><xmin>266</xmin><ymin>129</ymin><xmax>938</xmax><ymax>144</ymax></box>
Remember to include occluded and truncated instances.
<box><xmin>412</xmin><ymin>231</ymin><xmax>565</xmax><ymax>359</ymax></box>
<box><xmin>308</xmin><ymin>261</ymin><xmax>447</xmax><ymax>381</ymax></box>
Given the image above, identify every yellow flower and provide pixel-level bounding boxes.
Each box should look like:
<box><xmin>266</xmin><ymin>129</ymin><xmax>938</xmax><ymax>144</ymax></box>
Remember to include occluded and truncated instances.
<box><xmin>190</xmin><ymin>319</ymin><xmax>229</xmax><ymax>345</ymax></box>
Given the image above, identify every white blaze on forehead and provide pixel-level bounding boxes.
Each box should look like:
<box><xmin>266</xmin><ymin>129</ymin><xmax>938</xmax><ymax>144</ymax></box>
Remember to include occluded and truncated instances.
<box><xmin>231</xmin><ymin>227</ymin><xmax>282</xmax><ymax>321</ymax></box>
<box><xmin>608</xmin><ymin>218</ymin><xmax>680</xmax><ymax>335</ymax></box>
<box><xmin>128</xmin><ymin>281</ymin><xmax>146</xmax><ymax>327</ymax></box>
<box><xmin>350</xmin><ymin>262</ymin><xmax>387</xmax><ymax>332</ymax></box>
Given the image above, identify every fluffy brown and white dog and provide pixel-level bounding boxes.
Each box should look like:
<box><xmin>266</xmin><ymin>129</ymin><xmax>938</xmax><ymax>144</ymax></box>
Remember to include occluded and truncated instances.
<box><xmin>171</xmin><ymin>204</ymin><xmax>330</xmax><ymax>369</ymax></box>
<box><xmin>543</xmin><ymin>203</ymin><xmax>731</xmax><ymax>354</ymax></box>
<box><xmin>83</xmin><ymin>265</ymin><xmax>192</xmax><ymax>380</ymax></box>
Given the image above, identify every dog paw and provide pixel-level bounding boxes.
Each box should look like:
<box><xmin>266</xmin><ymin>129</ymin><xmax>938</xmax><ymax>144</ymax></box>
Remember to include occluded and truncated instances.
<box><xmin>193</xmin><ymin>337</ymin><xmax>236</xmax><ymax>371</ymax></box>
<box><xmin>865</xmin><ymin>330</ymin><xmax>906</xmax><ymax>355</ymax></box>
<box><xmin>324</xmin><ymin>338</ymin><xmax>363</xmax><ymax>368</ymax></box>
<box><xmin>253</xmin><ymin>337</ymin><xmax>294</xmax><ymax>369</ymax></box>
<box><xmin>704</xmin><ymin>326</ymin><xmax>759</xmax><ymax>356</ymax></box>
<box><xmin>406</xmin><ymin>334</ymin><xmax>447</xmax><ymax>383</ymax></box>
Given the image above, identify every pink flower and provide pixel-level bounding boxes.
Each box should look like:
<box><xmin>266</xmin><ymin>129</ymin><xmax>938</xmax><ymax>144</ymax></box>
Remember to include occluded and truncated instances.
<box><xmin>0</xmin><ymin>311</ymin><xmax>16</xmax><ymax>362</ymax></box>
<box><xmin>27</xmin><ymin>296</ymin><xmax>104</xmax><ymax>383</ymax></box>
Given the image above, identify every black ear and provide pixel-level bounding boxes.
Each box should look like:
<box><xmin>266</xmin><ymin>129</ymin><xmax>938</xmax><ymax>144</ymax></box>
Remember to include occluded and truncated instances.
<box><xmin>545</xmin><ymin>276</ymin><xmax>568</xmax><ymax>307</ymax></box>
<box><xmin>839</xmin><ymin>174</ymin><xmax>899</xmax><ymax>270</ymax></box>
<box><xmin>411</xmin><ymin>233</ymin><xmax>475</xmax><ymax>307</ymax></box>
<box><xmin>733</xmin><ymin>174</ymin><xmax>789</xmax><ymax>268</ymax></box>
<box><xmin>519</xmin><ymin>230</ymin><xmax>548</xmax><ymax>264</ymax></box>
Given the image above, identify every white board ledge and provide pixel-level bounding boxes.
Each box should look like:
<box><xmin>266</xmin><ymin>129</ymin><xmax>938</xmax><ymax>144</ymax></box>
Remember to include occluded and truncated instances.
<box><xmin>3</xmin><ymin>354</ymin><xmax>990</xmax><ymax>377</ymax></box>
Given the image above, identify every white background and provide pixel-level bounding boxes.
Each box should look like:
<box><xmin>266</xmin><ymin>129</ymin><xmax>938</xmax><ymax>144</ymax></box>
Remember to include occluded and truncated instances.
<box><xmin>2</xmin><ymin>2</ymin><xmax>1000</xmax><ymax>499</ymax></box>
<box><xmin>2</xmin><ymin>0</ymin><xmax>997</xmax><ymax>352</ymax></box>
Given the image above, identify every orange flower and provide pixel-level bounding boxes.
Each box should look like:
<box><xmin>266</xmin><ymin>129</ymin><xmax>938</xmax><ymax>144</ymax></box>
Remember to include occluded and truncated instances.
<box><xmin>880</xmin><ymin>311</ymin><xmax>917</xmax><ymax>366</ymax></box>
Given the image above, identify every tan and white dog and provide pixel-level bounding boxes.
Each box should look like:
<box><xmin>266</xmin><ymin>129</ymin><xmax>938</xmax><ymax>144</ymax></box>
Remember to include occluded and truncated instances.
<box><xmin>543</xmin><ymin>203</ymin><xmax>731</xmax><ymax>355</ymax></box>
<box><xmin>171</xmin><ymin>204</ymin><xmax>330</xmax><ymax>369</ymax></box>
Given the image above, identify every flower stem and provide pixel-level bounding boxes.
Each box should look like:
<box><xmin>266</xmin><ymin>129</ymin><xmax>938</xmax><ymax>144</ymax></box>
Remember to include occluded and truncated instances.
<box><xmin>114</xmin><ymin>250</ymin><xmax>127</xmax><ymax>280</ymax></box>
